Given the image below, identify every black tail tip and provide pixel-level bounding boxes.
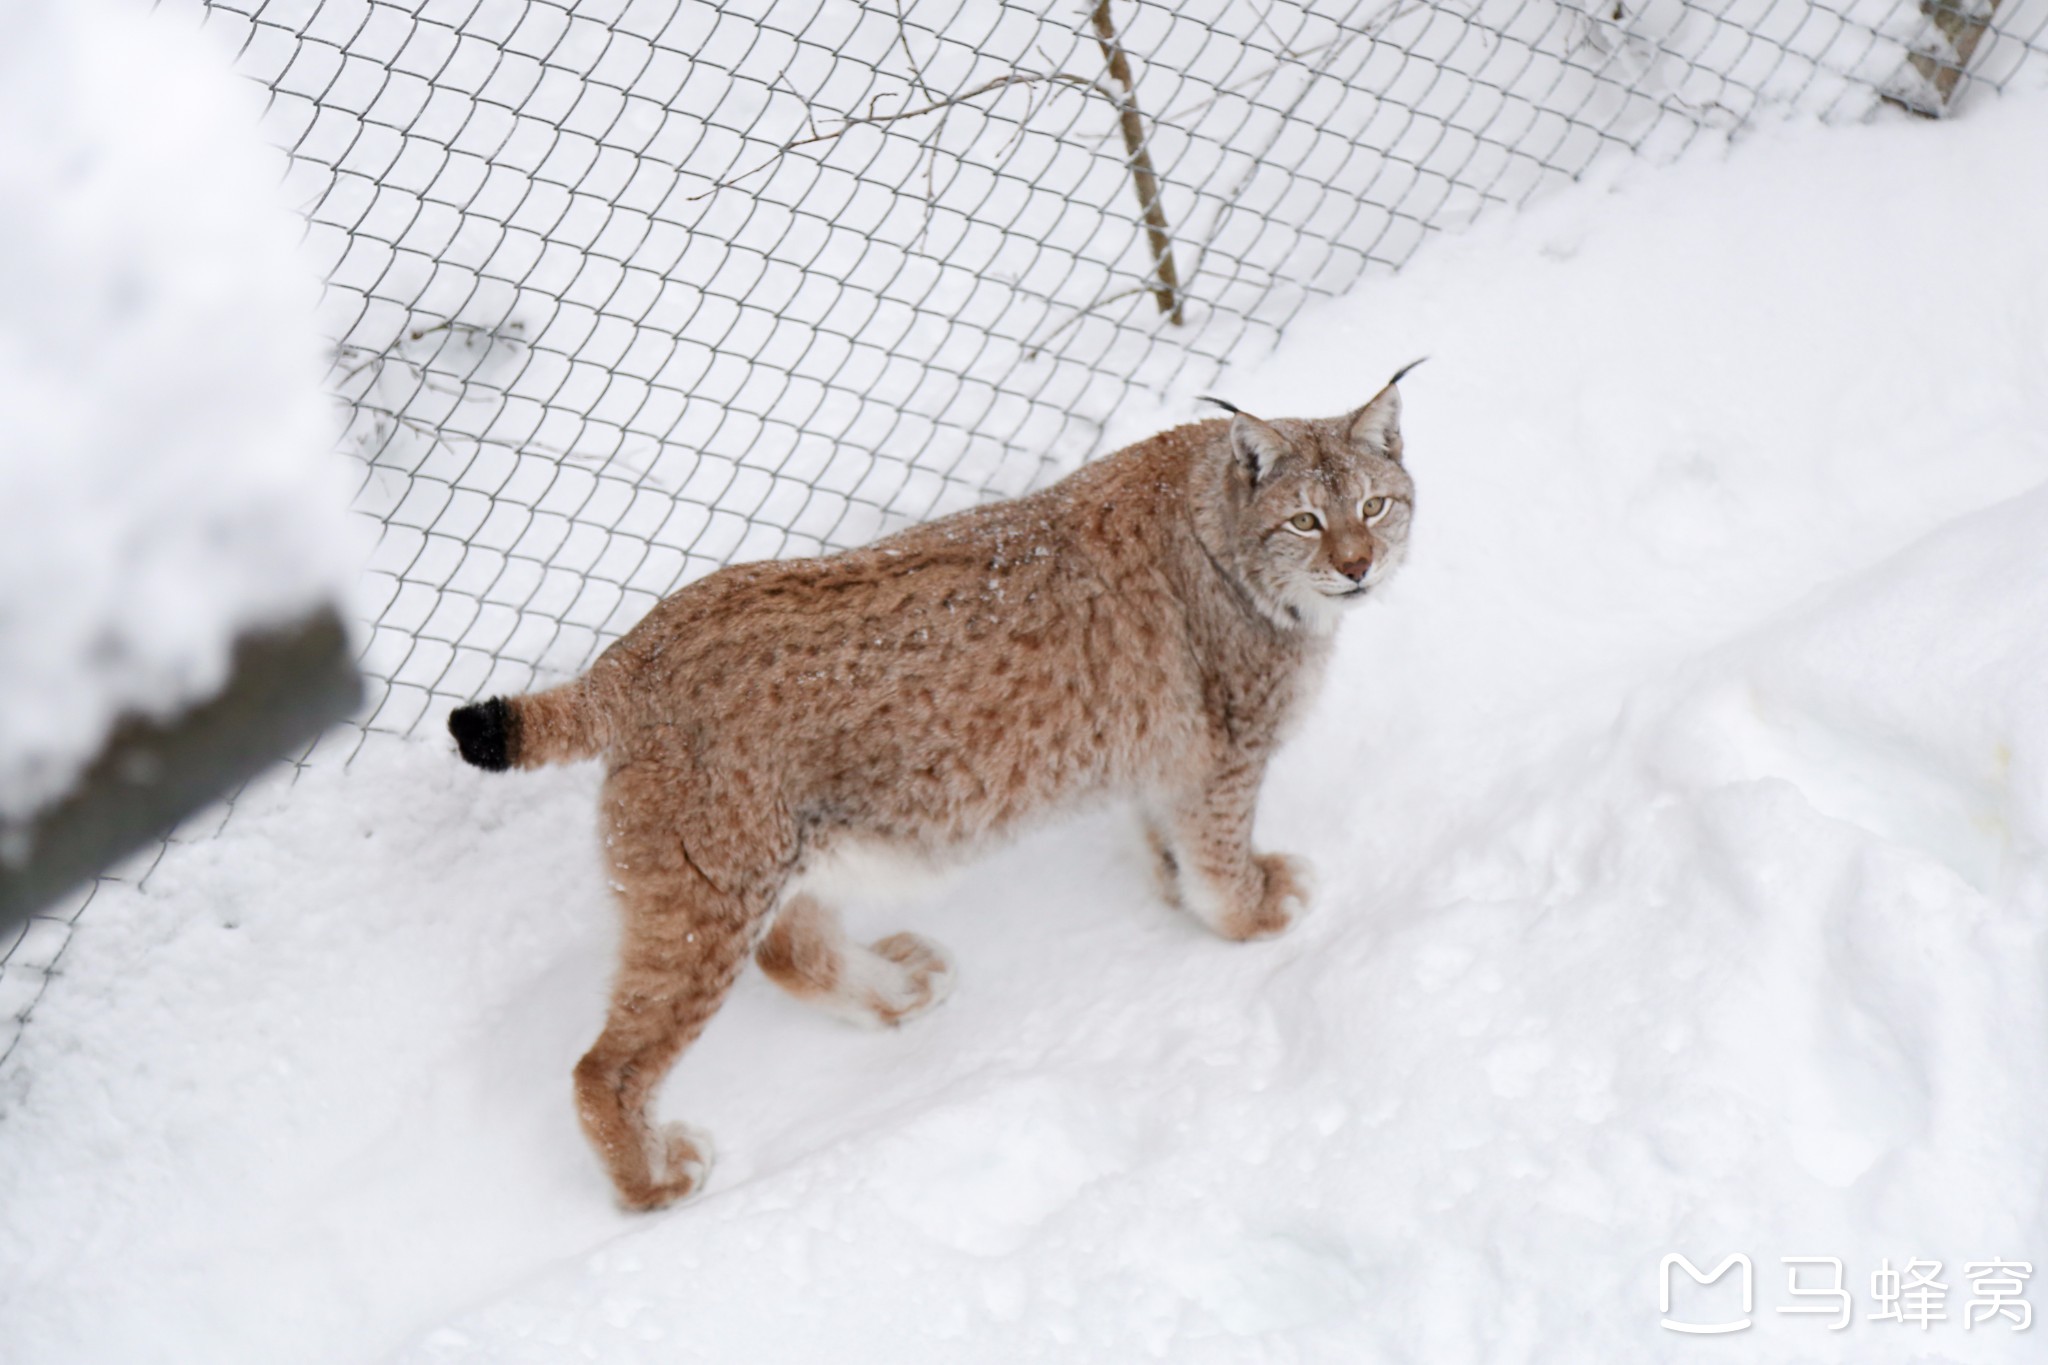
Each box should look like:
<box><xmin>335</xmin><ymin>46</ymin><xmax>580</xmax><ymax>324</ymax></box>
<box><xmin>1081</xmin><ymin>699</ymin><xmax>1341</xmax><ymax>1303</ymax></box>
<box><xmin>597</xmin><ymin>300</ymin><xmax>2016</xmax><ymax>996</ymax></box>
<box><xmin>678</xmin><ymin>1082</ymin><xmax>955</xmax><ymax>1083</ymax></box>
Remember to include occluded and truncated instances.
<box><xmin>449</xmin><ymin>697</ymin><xmax>515</xmax><ymax>771</ymax></box>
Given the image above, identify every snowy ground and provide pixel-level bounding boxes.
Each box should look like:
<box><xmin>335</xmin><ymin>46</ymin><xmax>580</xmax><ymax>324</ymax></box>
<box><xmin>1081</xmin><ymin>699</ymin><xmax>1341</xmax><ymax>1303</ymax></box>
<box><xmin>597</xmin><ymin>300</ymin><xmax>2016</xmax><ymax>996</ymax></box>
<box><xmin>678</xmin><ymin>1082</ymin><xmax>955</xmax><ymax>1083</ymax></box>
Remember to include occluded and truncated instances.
<box><xmin>7</xmin><ymin>79</ymin><xmax>2048</xmax><ymax>1364</ymax></box>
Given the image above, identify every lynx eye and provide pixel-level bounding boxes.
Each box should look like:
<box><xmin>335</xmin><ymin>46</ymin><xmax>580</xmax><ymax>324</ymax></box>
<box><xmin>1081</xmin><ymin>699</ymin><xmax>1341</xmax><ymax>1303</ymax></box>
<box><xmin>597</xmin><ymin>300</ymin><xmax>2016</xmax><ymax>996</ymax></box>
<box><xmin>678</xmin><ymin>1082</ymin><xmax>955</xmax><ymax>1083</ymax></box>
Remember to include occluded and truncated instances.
<box><xmin>1287</xmin><ymin>511</ymin><xmax>1321</xmax><ymax>534</ymax></box>
<box><xmin>1362</xmin><ymin>495</ymin><xmax>1389</xmax><ymax>520</ymax></box>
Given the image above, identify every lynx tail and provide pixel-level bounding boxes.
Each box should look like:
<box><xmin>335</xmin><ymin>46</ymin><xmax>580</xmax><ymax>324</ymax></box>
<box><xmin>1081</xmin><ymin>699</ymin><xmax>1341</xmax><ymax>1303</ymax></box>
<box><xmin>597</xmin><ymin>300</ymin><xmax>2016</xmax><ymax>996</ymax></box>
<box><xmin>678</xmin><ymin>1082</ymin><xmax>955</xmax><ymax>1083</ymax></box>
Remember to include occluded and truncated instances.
<box><xmin>449</xmin><ymin>682</ymin><xmax>606</xmax><ymax>771</ymax></box>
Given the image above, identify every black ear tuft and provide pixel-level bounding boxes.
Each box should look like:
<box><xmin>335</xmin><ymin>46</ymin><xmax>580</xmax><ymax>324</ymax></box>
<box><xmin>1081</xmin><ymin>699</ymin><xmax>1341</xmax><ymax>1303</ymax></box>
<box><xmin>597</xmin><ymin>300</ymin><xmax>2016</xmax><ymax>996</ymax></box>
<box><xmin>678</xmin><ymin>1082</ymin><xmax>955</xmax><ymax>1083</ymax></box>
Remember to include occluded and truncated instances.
<box><xmin>1387</xmin><ymin>356</ymin><xmax>1428</xmax><ymax>386</ymax></box>
<box><xmin>449</xmin><ymin>697</ymin><xmax>516</xmax><ymax>772</ymax></box>
<box><xmin>1198</xmin><ymin>394</ymin><xmax>1241</xmax><ymax>415</ymax></box>
<box><xmin>1350</xmin><ymin>361</ymin><xmax>1421</xmax><ymax>455</ymax></box>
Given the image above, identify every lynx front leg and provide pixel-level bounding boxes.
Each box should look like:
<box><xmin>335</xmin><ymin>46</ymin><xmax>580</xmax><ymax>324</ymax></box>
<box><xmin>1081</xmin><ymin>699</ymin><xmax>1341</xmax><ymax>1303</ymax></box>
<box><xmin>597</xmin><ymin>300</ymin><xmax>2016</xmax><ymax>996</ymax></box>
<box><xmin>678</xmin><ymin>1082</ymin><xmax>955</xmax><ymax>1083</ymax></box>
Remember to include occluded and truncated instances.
<box><xmin>756</xmin><ymin>892</ymin><xmax>955</xmax><ymax>1028</ymax></box>
<box><xmin>1161</xmin><ymin>760</ymin><xmax>1314</xmax><ymax>941</ymax></box>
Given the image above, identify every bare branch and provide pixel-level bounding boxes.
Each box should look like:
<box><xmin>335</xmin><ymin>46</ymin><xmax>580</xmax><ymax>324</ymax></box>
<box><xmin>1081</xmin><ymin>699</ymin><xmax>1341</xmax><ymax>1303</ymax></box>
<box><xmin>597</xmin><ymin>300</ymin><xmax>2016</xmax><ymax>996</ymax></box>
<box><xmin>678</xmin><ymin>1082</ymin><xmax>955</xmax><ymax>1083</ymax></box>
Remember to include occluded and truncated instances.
<box><xmin>1024</xmin><ymin>285</ymin><xmax>1153</xmax><ymax>359</ymax></box>
<box><xmin>1242</xmin><ymin>0</ymin><xmax>1306</xmax><ymax>59</ymax></box>
<box><xmin>1088</xmin><ymin>0</ymin><xmax>1184</xmax><ymax>324</ymax></box>
<box><xmin>681</xmin><ymin>10</ymin><xmax>1188</xmax><ymax>329</ymax></box>
<box><xmin>1176</xmin><ymin>3</ymin><xmax>1423</xmax><ymax>302</ymax></box>
<box><xmin>688</xmin><ymin>72</ymin><xmax>1107</xmax><ymax>201</ymax></box>
<box><xmin>888</xmin><ymin>0</ymin><xmax>937</xmax><ymax>102</ymax></box>
<box><xmin>769</xmin><ymin>65</ymin><xmax>821</xmax><ymax>141</ymax></box>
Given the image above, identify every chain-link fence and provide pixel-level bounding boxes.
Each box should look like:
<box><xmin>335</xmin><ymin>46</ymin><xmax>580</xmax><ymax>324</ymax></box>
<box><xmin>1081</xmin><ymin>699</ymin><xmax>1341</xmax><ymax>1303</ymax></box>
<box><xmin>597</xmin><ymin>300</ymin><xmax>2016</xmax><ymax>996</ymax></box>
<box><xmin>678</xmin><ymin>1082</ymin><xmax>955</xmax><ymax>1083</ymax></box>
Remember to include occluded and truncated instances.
<box><xmin>3</xmin><ymin>0</ymin><xmax>2044</xmax><ymax>1066</ymax></box>
<box><xmin>204</xmin><ymin>0</ymin><xmax>2048</xmax><ymax>745</ymax></box>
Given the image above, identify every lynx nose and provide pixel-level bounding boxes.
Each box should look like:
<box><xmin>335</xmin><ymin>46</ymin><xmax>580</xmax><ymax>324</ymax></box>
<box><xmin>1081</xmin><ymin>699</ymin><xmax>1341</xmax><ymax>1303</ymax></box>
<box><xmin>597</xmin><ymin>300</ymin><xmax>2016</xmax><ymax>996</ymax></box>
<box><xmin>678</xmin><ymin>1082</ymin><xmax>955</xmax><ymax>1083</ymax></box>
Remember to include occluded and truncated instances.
<box><xmin>1336</xmin><ymin>553</ymin><xmax>1373</xmax><ymax>583</ymax></box>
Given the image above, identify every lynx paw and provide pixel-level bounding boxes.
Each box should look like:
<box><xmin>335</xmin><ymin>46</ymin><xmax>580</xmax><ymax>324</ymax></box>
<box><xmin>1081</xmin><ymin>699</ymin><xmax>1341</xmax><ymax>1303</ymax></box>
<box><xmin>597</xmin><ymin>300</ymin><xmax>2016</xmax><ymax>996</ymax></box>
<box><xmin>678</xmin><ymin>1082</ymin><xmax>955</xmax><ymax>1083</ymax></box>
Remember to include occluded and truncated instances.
<box><xmin>623</xmin><ymin>1121</ymin><xmax>716</xmax><ymax>1212</ymax></box>
<box><xmin>1222</xmin><ymin>853</ymin><xmax>1315</xmax><ymax>941</ymax></box>
<box><xmin>868</xmin><ymin>932</ymin><xmax>956</xmax><ymax>1026</ymax></box>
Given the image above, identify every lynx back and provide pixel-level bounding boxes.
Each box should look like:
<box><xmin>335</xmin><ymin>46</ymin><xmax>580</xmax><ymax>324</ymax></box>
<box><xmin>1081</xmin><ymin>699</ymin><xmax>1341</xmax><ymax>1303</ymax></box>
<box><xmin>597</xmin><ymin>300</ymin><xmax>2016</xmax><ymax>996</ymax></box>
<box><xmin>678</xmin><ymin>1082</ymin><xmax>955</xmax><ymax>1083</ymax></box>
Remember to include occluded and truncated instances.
<box><xmin>449</xmin><ymin>368</ymin><xmax>1419</xmax><ymax>1209</ymax></box>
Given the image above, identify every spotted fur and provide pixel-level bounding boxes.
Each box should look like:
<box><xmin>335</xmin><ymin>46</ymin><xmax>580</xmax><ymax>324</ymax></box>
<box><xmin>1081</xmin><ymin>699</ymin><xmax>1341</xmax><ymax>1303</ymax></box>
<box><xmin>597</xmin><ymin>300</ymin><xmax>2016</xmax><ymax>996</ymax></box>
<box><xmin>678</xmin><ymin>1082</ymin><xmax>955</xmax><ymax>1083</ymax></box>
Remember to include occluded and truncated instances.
<box><xmin>452</xmin><ymin>374</ymin><xmax>1418</xmax><ymax>1209</ymax></box>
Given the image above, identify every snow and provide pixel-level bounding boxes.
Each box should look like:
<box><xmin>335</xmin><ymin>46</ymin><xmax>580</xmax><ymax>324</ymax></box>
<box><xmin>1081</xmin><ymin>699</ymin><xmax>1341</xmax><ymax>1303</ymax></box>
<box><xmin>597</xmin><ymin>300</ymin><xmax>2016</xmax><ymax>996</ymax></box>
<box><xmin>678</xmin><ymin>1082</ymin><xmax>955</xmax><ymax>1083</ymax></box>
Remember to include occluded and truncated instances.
<box><xmin>0</xmin><ymin>0</ymin><xmax>353</xmax><ymax>831</ymax></box>
<box><xmin>8</xmin><ymin>75</ymin><xmax>2048</xmax><ymax>1364</ymax></box>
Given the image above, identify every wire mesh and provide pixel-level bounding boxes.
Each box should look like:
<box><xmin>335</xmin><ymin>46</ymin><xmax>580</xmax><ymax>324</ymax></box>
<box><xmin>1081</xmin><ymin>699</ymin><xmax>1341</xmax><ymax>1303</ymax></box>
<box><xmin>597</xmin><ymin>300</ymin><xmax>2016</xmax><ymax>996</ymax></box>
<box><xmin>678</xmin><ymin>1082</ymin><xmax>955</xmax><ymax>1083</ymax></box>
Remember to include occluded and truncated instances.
<box><xmin>195</xmin><ymin>0</ymin><xmax>2048</xmax><ymax>740</ymax></box>
<box><xmin>4</xmin><ymin>0</ymin><xmax>2046</xmax><ymax>1069</ymax></box>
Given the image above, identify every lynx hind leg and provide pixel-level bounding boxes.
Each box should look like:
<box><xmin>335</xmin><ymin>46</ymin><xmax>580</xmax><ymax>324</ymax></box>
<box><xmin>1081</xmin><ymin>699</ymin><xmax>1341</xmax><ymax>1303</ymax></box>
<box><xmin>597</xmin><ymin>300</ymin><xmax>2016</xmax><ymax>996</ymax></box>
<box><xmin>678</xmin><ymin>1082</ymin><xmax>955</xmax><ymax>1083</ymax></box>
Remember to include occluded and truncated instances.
<box><xmin>756</xmin><ymin>892</ymin><xmax>955</xmax><ymax>1028</ymax></box>
<box><xmin>574</xmin><ymin>881</ymin><xmax>752</xmax><ymax>1212</ymax></box>
<box><xmin>574</xmin><ymin>769</ymin><xmax>781</xmax><ymax>1212</ymax></box>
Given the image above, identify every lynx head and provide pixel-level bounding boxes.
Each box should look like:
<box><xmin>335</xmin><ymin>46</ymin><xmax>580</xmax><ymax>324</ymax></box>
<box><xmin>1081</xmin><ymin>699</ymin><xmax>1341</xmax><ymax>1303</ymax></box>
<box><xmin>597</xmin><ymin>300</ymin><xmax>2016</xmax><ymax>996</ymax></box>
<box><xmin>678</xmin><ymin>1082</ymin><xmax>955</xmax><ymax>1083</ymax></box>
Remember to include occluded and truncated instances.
<box><xmin>1192</xmin><ymin>363</ymin><xmax>1419</xmax><ymax>632</ymax></box>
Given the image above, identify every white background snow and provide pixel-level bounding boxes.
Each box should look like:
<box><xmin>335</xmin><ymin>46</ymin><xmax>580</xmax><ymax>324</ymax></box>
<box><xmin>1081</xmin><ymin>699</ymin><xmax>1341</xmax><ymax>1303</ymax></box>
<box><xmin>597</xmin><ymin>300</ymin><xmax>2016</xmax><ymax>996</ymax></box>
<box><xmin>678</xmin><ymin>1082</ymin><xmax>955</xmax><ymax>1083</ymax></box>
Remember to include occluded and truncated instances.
<box><xmin>7</xmin><ymin>52</ymin><xmax>2048</xmax><ymax>1365</ymax></box>
<box><xmin>0</xmin><ymin>0</ymin><xmax>352</xmax><ymax>833</ymax></box>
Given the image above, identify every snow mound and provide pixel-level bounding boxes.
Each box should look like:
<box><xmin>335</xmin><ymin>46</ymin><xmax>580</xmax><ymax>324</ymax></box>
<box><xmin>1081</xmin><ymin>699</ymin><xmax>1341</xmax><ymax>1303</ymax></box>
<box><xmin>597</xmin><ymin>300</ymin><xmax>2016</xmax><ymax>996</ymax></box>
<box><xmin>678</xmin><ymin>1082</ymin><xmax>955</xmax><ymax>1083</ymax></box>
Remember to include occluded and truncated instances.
<box><xmin>0</xmin><ymin>0</ymin><xmax>351</xmax><ymax>829</ymax></box>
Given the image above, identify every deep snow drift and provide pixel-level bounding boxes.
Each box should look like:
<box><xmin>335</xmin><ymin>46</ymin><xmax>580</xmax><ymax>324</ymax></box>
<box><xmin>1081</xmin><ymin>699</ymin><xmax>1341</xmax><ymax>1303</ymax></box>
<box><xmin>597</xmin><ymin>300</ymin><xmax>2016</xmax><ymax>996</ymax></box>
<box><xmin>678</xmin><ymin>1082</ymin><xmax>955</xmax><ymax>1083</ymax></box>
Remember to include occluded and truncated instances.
<box><xmin>7</xmin><ymin>80</ymin><xmax>2048</xmax><ymax>1364</ymax></box>
<box><xmin>0</xmin><ymin>0</ymin><xmax>350</xmax><ymax>831</ymax></box>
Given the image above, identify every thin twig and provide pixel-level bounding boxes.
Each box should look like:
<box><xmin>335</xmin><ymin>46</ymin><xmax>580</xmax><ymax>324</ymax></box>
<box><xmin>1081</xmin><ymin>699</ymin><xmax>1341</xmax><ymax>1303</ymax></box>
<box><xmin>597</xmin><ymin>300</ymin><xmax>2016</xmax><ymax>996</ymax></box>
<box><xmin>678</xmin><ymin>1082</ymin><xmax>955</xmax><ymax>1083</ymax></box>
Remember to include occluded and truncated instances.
<box><xmin>1138</xmin><ymin>0</ymin><xmax>1418</xmax><ymax>153</ymax></box>
<box><xmin>367</xmin><ymin>408</ymin><xmax>567</xmax><ymax>471</ymax></box>
<box><xmin>337</xmin><ymin>317</ymin><xmax>528</xmax><ymax>392</ymax></box>
<box><xmin>769</xmin><ymin>65</ymin><xmax>822</xmax><ymax>141</ymax></box>
<box><xmin>1001</xmin><ymin>43</ymin><xmax>1072</xmax><ymax>158</ymax></box>
<box><xmin>1177</xmin><ymin>3</ymin><xmax>1420</xmax><ymax>302</ymax></box>
<box><xmin>1242</xmin><ymin>0</ymin><xmax>1305</xmax><ymax>58</ymax></box>
<box><xmin>1146</xmin><ymin>33</ymin><xmax>1346</xmax><ymax>134</ymax></box>
<box><xmin>1024</xmin><ymin>284</ymin><xmax>1152</xmax><ymax>358</ymax></box>
<box><xmin>888</xmin><ymin>0</ymin><xmax>937</xmax><ymax>101</ymax></box>
<box><xmin>338</xmin><ymin>344</ymin><xmax>398</xmax><ymax>385</ymax></box>
<box><xmin>917</xmin><ymin>97</ymin><xmax>954</xmax><ymax>250</ymax></box>
<box><xmin>889</xmin><ymin>0</ymin><xmax>946</xmax><ymax>236</ymax></box>
<box><xmin>682</xmin><ymin>14</ymin><xmax>1186</xmax><ymax>325</ymax></box>
<box><xmin>688</xmin><ymin>72</ymin><xmax>1108</xmax><ymax>201</ymax></box>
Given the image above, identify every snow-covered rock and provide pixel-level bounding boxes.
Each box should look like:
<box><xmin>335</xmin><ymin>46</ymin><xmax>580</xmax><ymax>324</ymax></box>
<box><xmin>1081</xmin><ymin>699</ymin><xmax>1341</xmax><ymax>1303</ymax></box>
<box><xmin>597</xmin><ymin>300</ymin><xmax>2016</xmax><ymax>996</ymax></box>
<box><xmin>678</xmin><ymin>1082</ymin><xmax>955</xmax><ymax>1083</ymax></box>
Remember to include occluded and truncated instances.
<box><xmin>0</xmin><ymin>0</ymin><xmax>352</xmax><ymax>834</ymax></box>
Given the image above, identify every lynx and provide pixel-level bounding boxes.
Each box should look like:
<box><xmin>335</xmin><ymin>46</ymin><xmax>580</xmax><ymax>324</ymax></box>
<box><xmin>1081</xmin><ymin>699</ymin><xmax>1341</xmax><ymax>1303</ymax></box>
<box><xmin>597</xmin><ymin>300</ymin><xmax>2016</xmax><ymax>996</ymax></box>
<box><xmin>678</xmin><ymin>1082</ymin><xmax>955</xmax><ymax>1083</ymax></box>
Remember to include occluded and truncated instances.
<box><xmin>450</xmin><ymin>368</ymin><xmax>1419</xmax><ymax>1210</ymax></box>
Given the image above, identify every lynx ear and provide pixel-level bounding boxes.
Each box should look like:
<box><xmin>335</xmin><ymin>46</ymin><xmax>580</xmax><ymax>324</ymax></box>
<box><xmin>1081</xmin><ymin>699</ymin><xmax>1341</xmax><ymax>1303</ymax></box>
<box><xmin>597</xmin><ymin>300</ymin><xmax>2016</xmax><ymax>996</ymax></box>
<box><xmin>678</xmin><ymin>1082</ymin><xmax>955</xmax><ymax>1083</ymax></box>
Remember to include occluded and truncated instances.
<box><xmin>1349</xmin><ymin>357</ymin><xmax>1424</xmax><ymax>458</ymax></box>
<box><xmin>1229</xmin><ymin>411</ymin><xmax>1290</xmax><ymax>486</ymax></box>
